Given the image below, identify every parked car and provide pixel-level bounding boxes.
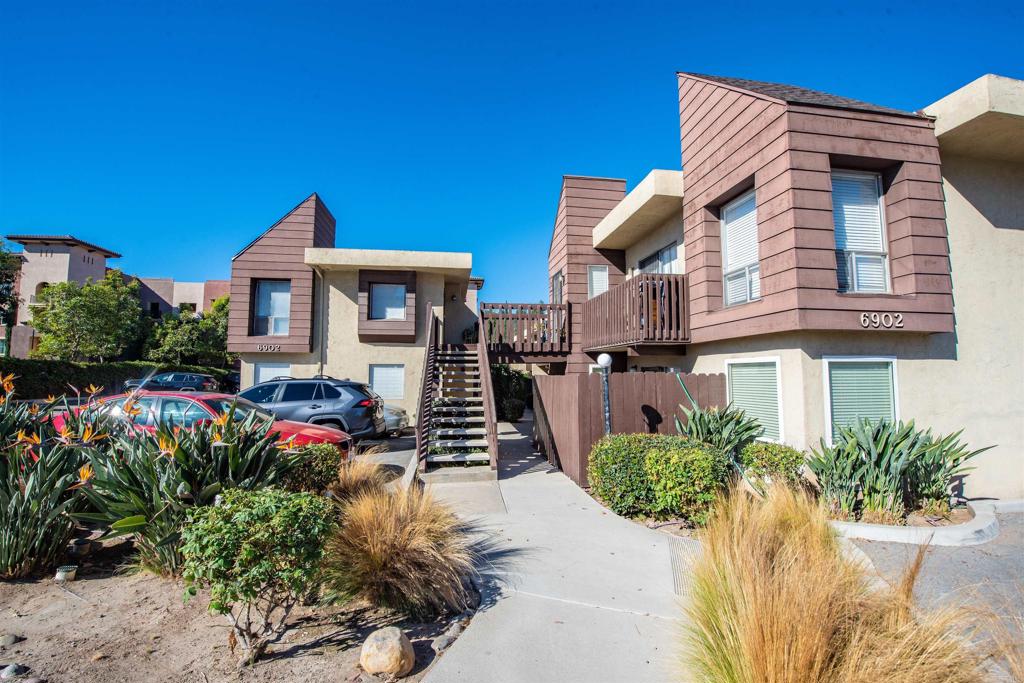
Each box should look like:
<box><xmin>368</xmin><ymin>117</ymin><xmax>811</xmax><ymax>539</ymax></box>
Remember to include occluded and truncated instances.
<box><xmin>123</xmin><ymin>372</ymin><xmax>218</xmax><ymax>393</ymax></box>
<box><xmin>237</xmin><ymin>376</ymin><xmax>386</xmax><ymax>440</ymax></box>
<box><xmin>53</xmin><ymin>391</ymin><xmax>352</xmax><ymax>452</ymax></box>
<box><xmin>221</xmin><ymin>371</ymin><xmax>241</xmax><ymax>393</ymax></box>
<box><xmin>383</xmin><ymin>404</ymin><xmax>409</xmax><ymax>437</ymax></box>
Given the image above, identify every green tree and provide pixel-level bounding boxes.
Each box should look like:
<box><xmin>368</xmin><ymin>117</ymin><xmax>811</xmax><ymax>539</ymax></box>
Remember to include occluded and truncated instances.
<box><xmin>0</xmin><ymin>241</ymin><xmax>20</xmax><ymax>329</ymax></box>
<box><xmin>146</xmin><ymin>295</ymin><xmax>231</xmax><ymax>367</ymax></box>
<box><xmin>30</xmin><ymin>270</ymin><xmax>142</xmax><ymax>362</ymax></box>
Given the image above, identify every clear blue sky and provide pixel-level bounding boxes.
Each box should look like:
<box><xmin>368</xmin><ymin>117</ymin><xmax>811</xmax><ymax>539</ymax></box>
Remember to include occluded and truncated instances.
<box><xmin>1</xmin><ymin>1</ymin><xmax>1020</xmax><ymax>303</ymax></box>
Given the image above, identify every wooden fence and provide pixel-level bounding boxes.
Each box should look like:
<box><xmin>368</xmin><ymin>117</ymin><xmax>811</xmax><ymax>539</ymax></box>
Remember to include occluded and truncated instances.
<box><xmin>532</xmin><ymin>371</ymin><xmax>726</xmax><ymax>487</ymax></box>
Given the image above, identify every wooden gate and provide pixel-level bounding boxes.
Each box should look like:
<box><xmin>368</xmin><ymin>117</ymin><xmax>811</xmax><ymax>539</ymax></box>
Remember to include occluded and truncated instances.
<box><xmin>532</xmin><ymin>372</ymin><xmax>726</xmax><ymax>487</ymax></box>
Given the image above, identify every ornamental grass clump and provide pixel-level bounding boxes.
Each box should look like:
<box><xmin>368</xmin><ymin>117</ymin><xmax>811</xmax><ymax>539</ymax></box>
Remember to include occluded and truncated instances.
<box><xmin>685</xmin><ymin>484</ymin><xmax>985</xmax><ymax>683</ymax></box>
<box><xmin>326</xmin><ymin>458</ymin><xmax>390</xmax><ymax>507</ymax></box>
<box><xmin>181</xmin><ymin>488</ymin><xmax>335</xmax><ymax>666</ymax></box>
<box><xmin>321</xmin><ymin>487</ymin><xmax>477</xmax><ymax>618</ymax></box>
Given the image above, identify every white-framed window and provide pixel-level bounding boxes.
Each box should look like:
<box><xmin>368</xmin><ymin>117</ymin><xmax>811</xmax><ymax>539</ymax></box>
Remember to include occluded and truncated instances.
<box><xmin>369</xmin><ymin>364</ymin><xmax>405</xmax><ymax>400</ymax></box>
<box><xmin>587</xmin><ymin>265</ymin><xmax>609</xmax><ymax>299</ymax></box>
<box><xmin>831</xmin><ymin>170</ymin><xmax>889</xmax><ymax>293</ymax></box>
<box><xmin>253</xmin><ymin>280</ymin><xmax>291</xmax><ymax>336</ymax></box>
<box><xmin>726</xmin><ymin>358</ymin><xmax>783</xmax><ymax>442</ymax></box>
<box><xmin>551</xmin><ymin>270</ymin><xmax>564</xmax><ymax>305</ymax></box>
<box><xmin>823</xmin><ymin>356</ymin><xmax>898</xmax><ymax>444</ymax></box>
<box><xmin>639</xmin><ymin>243</ymin><xmax>678</xmax><ymax>274</ymax></box>
<box><xmin>253</xmin><ymin>362</ymin><xmax>289</xmax><ymax>386</ymax></box>
<box><xmin>369</xmin><ymin>283</ymin><xmax>407</xmax><ymax>320</ymax></box>
<box><xmin>721</xmin><ymin>190</ymin><xmax>760</xmax><ymax>306</ymax></box>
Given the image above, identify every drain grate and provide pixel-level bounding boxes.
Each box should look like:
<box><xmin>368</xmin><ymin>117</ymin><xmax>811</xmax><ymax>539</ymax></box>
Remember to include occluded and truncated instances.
<box><xmin>668</xmin><ymin>536</ymin><xmax>702</xmax><ymax>597</ymax></box>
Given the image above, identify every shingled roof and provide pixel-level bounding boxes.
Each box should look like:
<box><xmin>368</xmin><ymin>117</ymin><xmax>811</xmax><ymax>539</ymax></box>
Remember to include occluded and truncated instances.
<box><xmin>6</xmin><ymin>234</ymin><xmax>121</xmax><ymax>258</ymax></box>
<box><xmin>680</xmin><ymin>72</ymin><xmax>923</xmax><ymax>119</ymax></box>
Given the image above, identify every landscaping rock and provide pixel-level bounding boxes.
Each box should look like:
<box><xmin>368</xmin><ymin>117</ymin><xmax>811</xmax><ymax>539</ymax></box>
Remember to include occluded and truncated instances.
<box><xmin>1</xmin><ymin>664</ymin><xmax>28</xmax><ymax>679</ymax></box>
<box><xmin>359</xmin><ymin>627</ymin><xmax>414</xmax><ymax>677</ymax></box>
<box><xmin>431</xmin><ymin>633</ymin><xmax>457</xmax><ymax>654</ymax></box>
<box><xmin>0</xmin><ymin>635</ymin><xmax>23</xmax><ymax>648</ymax></box>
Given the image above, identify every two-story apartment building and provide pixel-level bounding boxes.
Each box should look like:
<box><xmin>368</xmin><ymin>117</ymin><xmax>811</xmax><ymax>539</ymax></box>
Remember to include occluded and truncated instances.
<box><xmin>542</xmin><ymin>73</ymin><xmax>1023</xmax><ymax>500</ymax></box>
<box><xmin>227</xmin><ymin>193</ymin><xmax>483</xmax><ymax>420</ymax></box>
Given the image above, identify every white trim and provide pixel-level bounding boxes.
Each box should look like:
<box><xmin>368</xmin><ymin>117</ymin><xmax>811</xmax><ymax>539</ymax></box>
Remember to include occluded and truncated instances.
<box><xmin>724</xmin><ymin>356</ymin><xmax>784</xmax><ymax>443</ymax></box>
<box><xmin>587</xmin><ymin>264</ymin><xmax>609</xmax><ymax>300</ymax></box>
<box><xmin>720</xmin><ymin>189</ymin><xmax>761</xmax><ymax>307</ymax></box>
<box><xmin>821</xmin><ymin>355</ymin><xmax>900</xmax><ymax>446</ymax></box>
<box><xmin>831</xmin><ymin>169</ymin><xmax>891</xmax><ymax>294</ymax></box>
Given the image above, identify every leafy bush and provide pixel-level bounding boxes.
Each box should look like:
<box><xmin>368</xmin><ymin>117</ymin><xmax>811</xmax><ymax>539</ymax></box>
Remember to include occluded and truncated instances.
<box><xmin>76</xmin><ymin>411</ymin><xmax>299</xmax><ymax>574</ymax></box>
<box><xmin>181</xmin><ymin>488</ymin><xmax>335</xmax><ymax>666</ymax></box>
<box><xmin>0</xmin><ymin>358</ymin><xmax>228</xmax><ymax>399</ymax></box>
<box><xmin>674</xmin><ymin>373</ymin><xmax>761</xmax><ymax>461</ymax></box>
<box><xmin>587</xmin><ymin>433</ymin><xmax>703</xmax><ymax>517</ymax></box>
<box><xmin>492</xmin><ymin>364</ymin><xmax>531</xmax><ymax>418</ymax></box>
<box><xmin>321</xmin><ymin>487</ymin><xmax>476</xmax><ymax>618</ymax></box>
<box><xmin>326</xmin><ymin>459</ymin><xmax>390</xmax><ymax>506</ymax></box>
<box><xmin>0</xmin><ymin>444</ymin><xmax>83</xmax><ymax>579</ymax></box>
<box><xmin>686</xmin><ymin>484</ymin><xmax>984</xmax><ymax>682</ymax></box>
<box><xmin>282</xmin><ymin>442</ymin><xmax>346</xmax><ymax>493</ymax></box>
<box><xmin>500</xmin><ymin>397</ymin><xmax>525</xmax><ymax>422</ymax></box>
<box><xmin>808</xmin><ymin>419</ymin><xmax>990</xmax><ymax>523</ymax></box>
<box><xmin>644</xmin><ymin>444</ymin><xmax>730</xmax><ymax>525</ymax></box>
<box><xmin>740</xmin><ymin>442</ymin><xmax>805</xmax><ymax>492</ymax></box>
<box><xmin>908</xmin><ymin>430</ymin><xmax>990</xmax><ymax>516</ymax></box>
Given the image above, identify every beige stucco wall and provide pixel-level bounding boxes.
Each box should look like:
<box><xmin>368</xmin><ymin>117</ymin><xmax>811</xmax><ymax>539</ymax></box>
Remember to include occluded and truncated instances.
<box><xmin>623</xmin><ymin>212</ymin><xmax>684</xmax><ymax>276</ymax></box>
<box><xmin>443</xmin><ymin>281</ymin><xmax>477</xmax><ymax>344</ymax></box>
<box><xmin>172</xmin><ymin>281</ymin><xmax>206</xmax><ymax>312</ymax></box>
<box><xmin>16</xmin><ymin>245</ymin><xmax>108</xmax><ymax>324</ymax></box>
<box><xmin>238</xmin><ymin>270</ymin><xmax>450</xmax><ymax>420</ymax></box>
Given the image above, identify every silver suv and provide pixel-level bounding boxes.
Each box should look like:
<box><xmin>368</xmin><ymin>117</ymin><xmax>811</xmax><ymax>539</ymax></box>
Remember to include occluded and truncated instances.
<box><xmin>238</xmin><ymin>377</ymin><xmax>386</xmax><ymax>440</ymax></box>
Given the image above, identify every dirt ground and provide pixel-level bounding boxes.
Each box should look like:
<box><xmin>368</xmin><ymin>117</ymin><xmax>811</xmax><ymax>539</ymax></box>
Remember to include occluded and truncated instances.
<box><xmin>0</xmin><ymin>541</ymin><xmax>453</xmax><ymax>682</ymax></box>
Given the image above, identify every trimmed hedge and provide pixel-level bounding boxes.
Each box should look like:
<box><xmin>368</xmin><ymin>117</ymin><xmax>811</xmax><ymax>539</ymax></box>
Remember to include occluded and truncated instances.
<box><xmin>281</xmin><ymin>442</ymin><xmax>346</xmax><ymax>494</ymax></box>
<box><xmin>645</xmin><ymin>445</ymin><xmax>730</xmax><ymax>525</ymax></box>
<box><xmin>501</xmin><ymin>397</ymin><xmax>525</xmax><ymax>423</ymax></box>
<box><xmin>588</xmin><ymin>434</ymin><xmax>708</xmax><ymax>517</ymax></box>
<box><xmin>740</xmin><ymin>441</ymin><xmax>806</xmax><ymax>489</ymax></box>
<box><xmin>0</xmin><ymin>358</ymin><xmax>229</xmax><ymax>399</ymax></box>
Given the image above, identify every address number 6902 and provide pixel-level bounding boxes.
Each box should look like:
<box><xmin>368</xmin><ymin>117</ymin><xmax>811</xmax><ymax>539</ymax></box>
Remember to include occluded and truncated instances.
<box><xmin>860</xmin><ymin>312</ymin><xmax>904</xmax><ymax>329</ymax></box>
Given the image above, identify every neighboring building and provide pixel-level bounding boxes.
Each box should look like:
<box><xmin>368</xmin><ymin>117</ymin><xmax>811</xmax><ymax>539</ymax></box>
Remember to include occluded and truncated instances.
<box><xmin>532</xmin><ymin>73</ymin><xmax>1023</xmax><ymax>500</ymax></box>
<box><xmin>227</xmin><ymin>193</ymin><xmax>484</xmax><ymax>420</ymax></box>
<box><xmin>4</xmin><ymin>234</ymin><xmax>121</xmax><ymax>357</ymax></box>
<box><xmin>138</xmin><ymin>277</ymin><xmax>230</xmax><ymax>318</ymax></box>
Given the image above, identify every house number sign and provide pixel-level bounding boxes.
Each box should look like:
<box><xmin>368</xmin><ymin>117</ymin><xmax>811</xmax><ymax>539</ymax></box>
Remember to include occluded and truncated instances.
<box><xmin>860</xmin><ymin>312</ymin><xmax>904</xmax><ymax>329</ymax></box>
<box><xmin>256</xmin><ymin>344</ymin><xmax>282</xmax><ymax>352</ymax></box>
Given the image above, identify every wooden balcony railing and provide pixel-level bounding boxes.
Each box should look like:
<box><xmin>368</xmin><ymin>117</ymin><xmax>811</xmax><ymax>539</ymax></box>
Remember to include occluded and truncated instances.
<box><xmin>479</xmin><ymin>303</ymin><xmax>569</xmax><ymax>355</ymax></box>
<box><xmin>581</xmin><ymin>273</ymin><xmax>689</xmax><ymax>350</ymax></box>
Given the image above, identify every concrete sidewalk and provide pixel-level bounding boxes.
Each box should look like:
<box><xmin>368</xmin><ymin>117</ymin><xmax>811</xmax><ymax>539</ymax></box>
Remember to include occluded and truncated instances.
<box><xmin>423</xmin><ymin>419</ymin><xmax>696</xmax><ymax>683</ymax></box>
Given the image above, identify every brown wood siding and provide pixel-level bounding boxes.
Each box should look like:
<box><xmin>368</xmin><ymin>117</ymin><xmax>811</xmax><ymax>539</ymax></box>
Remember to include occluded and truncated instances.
<box><xmin>532</xmin><ymin>372</ymin><xmax>726</xmax><ymax>486</ymax></box>
<box><xmin>357</xmin><ymin>269</ymin><xmax>417</xmax><ymax>342</ymax></box>
<box><xmin>546</xmin><ymin>176</ymin><xmax>627</xmax><ymax>373</ymax></box>
<box><xmin>678</xmin><ymin>75</ymin><xmax>953</xmax><ymax>345</ymax></box>
<box><xmin>227</xmin><ymin>193</ymin><xmax>336</xmax><ymax>353</ymax></box>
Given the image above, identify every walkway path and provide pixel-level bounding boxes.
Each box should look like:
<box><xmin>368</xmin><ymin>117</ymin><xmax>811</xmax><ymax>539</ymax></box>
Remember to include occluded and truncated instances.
<box><xmin>423</xmin><ymin>418</ymin><xmax>697</xmax><ymax>683</ymax></box>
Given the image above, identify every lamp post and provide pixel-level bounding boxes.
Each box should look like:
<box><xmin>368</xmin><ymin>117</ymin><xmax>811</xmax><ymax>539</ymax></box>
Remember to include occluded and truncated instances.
<box><xmin>597</xmin><ymin>353</ymin><xmax>613</xmax><ymax>435</ymax></box>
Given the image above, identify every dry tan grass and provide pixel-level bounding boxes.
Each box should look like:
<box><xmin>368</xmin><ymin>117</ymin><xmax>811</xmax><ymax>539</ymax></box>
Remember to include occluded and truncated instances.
<box><xmin>325</xmin><ymin>458</ymin><xmax>390</xmax><ymax>506</ymax></box>
<box><xmin>320</xmin><ymin>486</ymin><xmax>476</xmax><ymax>618</ymax></box>
<box><xmin>685</xmin><ymin>484</ymin><xmax>986</xmax><ymax>683</ymax></box>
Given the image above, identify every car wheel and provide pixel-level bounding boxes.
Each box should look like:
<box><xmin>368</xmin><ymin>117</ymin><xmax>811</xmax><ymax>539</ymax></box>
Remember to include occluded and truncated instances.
<box><xmin>318</xmin><ymin>419</ymin><xmax>345</xmax><ymax>432</ymax></box>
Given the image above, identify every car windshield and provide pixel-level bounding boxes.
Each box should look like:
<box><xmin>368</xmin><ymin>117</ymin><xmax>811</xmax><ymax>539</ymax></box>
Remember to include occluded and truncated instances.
<box><xmin>202</xmin><ymin>397</ymin><xmax>274</xmax><ymax>422</ymax></box>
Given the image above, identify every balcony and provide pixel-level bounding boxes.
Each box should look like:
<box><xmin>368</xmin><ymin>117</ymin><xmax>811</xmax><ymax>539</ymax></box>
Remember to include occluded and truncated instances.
<box><xmin>480</xmin><ymin>303</ymin><xmax>569</xmax><ymax>359</ymax></box>
<box><xmin>582</xmin><ymin>273</ymin><xmax>689</xmax><ymax>351</ymax></box>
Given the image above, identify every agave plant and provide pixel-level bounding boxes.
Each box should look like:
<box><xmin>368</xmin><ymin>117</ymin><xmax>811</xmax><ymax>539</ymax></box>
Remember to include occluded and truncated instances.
<box><xmin>807</xmin><ymin>437</ymin><xmax>865</xmax><ymax>521</ymax></box>
<box><xmin>74</xmin><ymin>409</ymin><xmax>300</xmax><ymax>575</ymax></box>
<box><xmin>0</xmin><ymin>444</ymin><xmax>85</xmax><ymax>579</ymax></box>
<box><xmin>674</xmin><ymin>375</ymin><xmax>763</xmax><ymax>461</ymax></box>
<box><xmin>908</xmin><ymin>429</ymin><xmax>991</xmax><ymax>515</ymax></box>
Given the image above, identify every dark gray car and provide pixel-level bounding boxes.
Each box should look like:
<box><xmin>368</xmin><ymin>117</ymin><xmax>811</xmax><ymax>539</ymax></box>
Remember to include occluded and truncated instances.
<box><xmin>238</xmin><ymin>377</ymin><xmax>385</xmax><ymax>440</ymax></box>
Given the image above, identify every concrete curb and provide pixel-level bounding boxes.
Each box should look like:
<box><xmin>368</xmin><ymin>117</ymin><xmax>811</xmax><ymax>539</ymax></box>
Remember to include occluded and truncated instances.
<box><xmin>831</xmin><ymin>498</ymin><xmax>1024</xmax><ymax>546</ymax></box>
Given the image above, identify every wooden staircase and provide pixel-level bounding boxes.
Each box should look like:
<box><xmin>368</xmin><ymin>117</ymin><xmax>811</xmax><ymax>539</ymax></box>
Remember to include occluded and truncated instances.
<box><xmin>425</xmin><ymin>347</ymin><xmax>492</xmax><ymax>466</ymax></box>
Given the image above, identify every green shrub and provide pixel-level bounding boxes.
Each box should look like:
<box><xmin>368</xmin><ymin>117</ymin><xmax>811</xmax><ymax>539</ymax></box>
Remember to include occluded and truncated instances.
<box><xmin>0</xmin><ymin>358</ymin><xmax>228</xmax><ymax>399</ymax></box>
<box><xmin>500</xmin><ymin>397</ymin><xmax>525</xmax><ymax>422</ymax></box>
<box><xmin>740</xmin><ymin>442</ymin><xmax>806</xmax><ymax>493</ymax></box>
<box><xmin>908</xmin><ymin>429</ymin><xmax>991</xmax><ymax>516</ymax></box>
<box><xmin>0</xmin><ymin>444</ymin><xmax>83</xmax><ymax>579</ymax></box>
<box><xmin>492</xmin><ymin>364</ymin><xmax>531</xmax><ymax>417</ymax></box>
<box><xmin>282</xmin><ymin>442</ymin><xmax>345</xmax><ymax>493</ymax></box>
<box><xmin>75</xmin><ymin>410</ymin><xmax>300</xmax><ymax>574</ymax></box>
<box><xmin>587</xmin><ymin>433</ymin><xmax>702</xmax><ymax>517</ymax></box>
<box><xmin>645</xmin><ymin>444</ymin><xmax>730</xmax><ymax>525</ymax></box>
<box><xmin>181</xmin><ymin>488</ymin><xmax>335</xmax><ymax>665</ymax></box>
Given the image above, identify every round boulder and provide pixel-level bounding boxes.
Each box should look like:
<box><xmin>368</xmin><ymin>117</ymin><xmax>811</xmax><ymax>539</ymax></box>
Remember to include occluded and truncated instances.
<box><xmin>359</xmin><ymin>627</ymin><xmax>414</xmax><ymax>677</ymax></box>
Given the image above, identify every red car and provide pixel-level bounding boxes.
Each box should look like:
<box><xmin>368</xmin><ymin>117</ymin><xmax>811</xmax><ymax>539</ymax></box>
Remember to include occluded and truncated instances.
<box><xmin>54</xmin><ymin>391</ymin><xmax>352</xmax><ymax>453</ymax></box>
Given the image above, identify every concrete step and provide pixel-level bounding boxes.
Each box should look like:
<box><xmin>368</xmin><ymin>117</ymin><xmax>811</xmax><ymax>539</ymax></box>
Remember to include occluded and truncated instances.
<box><xmin>439</xmin><ymin>369</ymin><xmax>480</xmax><ymax>376</ymax></box>
<box><xmin>434</xmin><ymin>397</ymin><xmax>483</xmax><ymax>405</ymax></box>
<box><xmin>440</xmin><ymin>378</ymin><xmax>481</xmax><ymax>385</ymax></box>
<box><xmin>420</xmin><ymin>462</ymin><xmax>496</xmax><ymax>484</ymax></box>
<box><xmin>425</xmin><ymin>451</ymin><xmax>490</xmax><ymax>464</ymax></box>
<box><xmin>431</xmin><ymin>415</ymin><xmax>485</xmax><ymax>424</ymax></box>
<box><xmin>430</xmin><ymin>438</ymin><xmax>489</xmax><ymax>449</ymax></box>
<box><xmin>432</xmin><ymin>407</ymin><xmax>484</xmax><ymax>417</ymax></box>
<box><xmin>430</xmin><ymin>427</ymin><xmax>487</xmax><ymax>437</ymax></box>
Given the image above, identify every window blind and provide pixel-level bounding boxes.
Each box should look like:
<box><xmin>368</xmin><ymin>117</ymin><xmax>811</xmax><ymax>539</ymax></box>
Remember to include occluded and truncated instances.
<box><xmin>370</xmin><ymin>364</ymin><xmax>405</xmax><ymax>400</ymax></box>
<box><xmin>722</xmin><ymin>191</ymin><xmax>760</xmax><ymax>305</ymax></box>
<box><xmin>828</xmin><ymin>361</ymin><xmax>895</xmax><ymax>440</ymax></box>
<box><xmin>728</xmin><ymin>361</ymin><xmax>780</xmax><ymax>441</ymax></box>
<box><xmin>587</xmin><ymin>265</ymin><xmax>609</xmax><ymax>299</ymax></box>
<box><xmin>254</xmin><ymin>362</ymin><xmax>289</xmax><ymax>386</ymax></box>
<box><xmin>255</xmin><ymin>280</ymin><xmax>291</xmax><ymax>335</ymax></box>
<box><xmin>832</xmin><ymin>171</ymin><xmax>888</xmax><ymax>293</ymax></box>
